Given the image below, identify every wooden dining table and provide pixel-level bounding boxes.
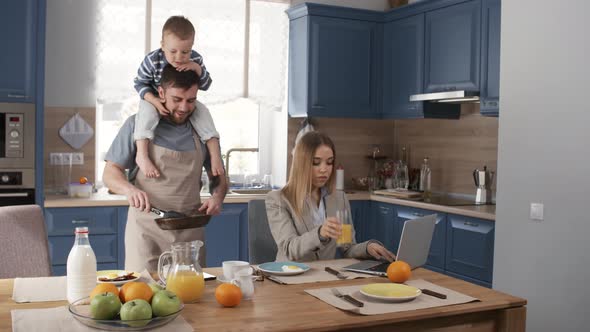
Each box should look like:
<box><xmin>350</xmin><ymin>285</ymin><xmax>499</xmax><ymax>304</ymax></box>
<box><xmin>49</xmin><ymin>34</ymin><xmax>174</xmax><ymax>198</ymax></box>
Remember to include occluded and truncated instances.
<box><xmin>0</xmin><ymin>267</ymin><xmax>526</xmax><ymax>331</ymax></box>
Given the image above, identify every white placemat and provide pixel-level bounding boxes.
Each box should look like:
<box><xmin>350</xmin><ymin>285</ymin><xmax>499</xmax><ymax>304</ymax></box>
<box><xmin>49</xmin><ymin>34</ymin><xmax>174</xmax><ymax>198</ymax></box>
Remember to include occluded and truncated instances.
<box><xmin>257</xmin><ymin>259</ymin><xmax>376</xmax><ymax>285</ymax></box>
<box><xmin>11</xmin><ymin>306</ymin><xmax>193</xmax><ymax>332</ymax></box>
<box><xmin>305</xmin><ymin>279</ymin><xmax>479</xmax><ymax>315</ymax></box>
<box><xmin>12</xmin><ymin>276</ymin><xmax>67</xmax><ymax>303</ymax></box>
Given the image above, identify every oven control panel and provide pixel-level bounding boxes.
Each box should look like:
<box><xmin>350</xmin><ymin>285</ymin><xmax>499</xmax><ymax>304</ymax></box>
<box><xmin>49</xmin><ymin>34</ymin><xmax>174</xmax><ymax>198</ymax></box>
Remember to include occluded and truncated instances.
<box><xmin>0</xmin><ymin>172</ymin><xmax>22</xmax><ymax>185</ymax></box>
<box><xmin>5</xmin><ymin>113</ymin><xmax>24</xmax><ymax>158</ymax></box>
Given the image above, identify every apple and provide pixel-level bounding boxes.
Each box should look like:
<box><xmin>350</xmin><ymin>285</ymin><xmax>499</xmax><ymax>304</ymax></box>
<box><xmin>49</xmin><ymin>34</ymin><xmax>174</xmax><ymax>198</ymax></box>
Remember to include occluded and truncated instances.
<box><xmin>148</xmin><ymin>282</ymin><xmax>164</xmax><ymax>295</ymax></box>
<box><xmin>120</xmin><ymin>299</ymin><xmax>152</xmax><ymax>327</ymax></box>
<box><xmin>151</xmin><ymin>290</ymin><xmax>182</xmax><ymax>317</ymax></box>
<box><xmin>90</xmin><ymin>292</ymin><xmax>121</xmax><ymax>320</ymax></box>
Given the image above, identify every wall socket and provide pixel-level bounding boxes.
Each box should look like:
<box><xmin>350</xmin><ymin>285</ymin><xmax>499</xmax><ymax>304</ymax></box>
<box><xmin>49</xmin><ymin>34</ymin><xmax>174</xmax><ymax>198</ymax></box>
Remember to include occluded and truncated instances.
<box><xmin>50</xmin><ymin>152</ymin><xmax>84</xmax><ymax>165</ymax></box>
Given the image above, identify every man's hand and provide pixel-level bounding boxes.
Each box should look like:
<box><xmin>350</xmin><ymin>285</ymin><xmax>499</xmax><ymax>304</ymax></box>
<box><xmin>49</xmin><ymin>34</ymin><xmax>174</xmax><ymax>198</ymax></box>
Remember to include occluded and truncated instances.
<box><xmin>367</xmin><ymin>243</ymin><xmax>396</xmax><ymax>262</ymax></box>
<box><xmin>199</xmin><ymin>196</ymin><xmax>222</xmax><ymax>216</ymax></box>
<box><xmin>126</xmin><ymin>187</ymin><xmax>151</xmax><ymax>212</ymax></box>
<box><xmin>176</xmin><ymin>62</ymin><xmax>202</xmax><ymax>76</ymax></box>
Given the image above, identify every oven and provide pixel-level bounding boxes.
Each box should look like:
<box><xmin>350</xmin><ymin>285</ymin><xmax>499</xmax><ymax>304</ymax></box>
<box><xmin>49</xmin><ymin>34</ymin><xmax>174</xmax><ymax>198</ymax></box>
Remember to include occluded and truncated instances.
<box><xmin>0</xmin><ymin>103</ymin><xmax>35</xmax><ymax>206</ymax></box>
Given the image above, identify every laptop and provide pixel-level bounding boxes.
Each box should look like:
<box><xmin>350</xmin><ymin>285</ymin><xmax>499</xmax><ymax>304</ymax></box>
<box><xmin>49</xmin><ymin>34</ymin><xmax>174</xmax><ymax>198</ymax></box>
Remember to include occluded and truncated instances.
<box><xmin>343</xmin><ymin>214</ymin><xmax>437</xmax><ymax>276</ymax></box>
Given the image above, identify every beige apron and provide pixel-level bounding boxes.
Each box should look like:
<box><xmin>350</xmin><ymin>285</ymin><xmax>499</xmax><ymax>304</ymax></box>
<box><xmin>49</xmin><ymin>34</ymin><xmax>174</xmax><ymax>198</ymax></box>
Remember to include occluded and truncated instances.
<box><xmin>125</xmin><ymin>130</ymin><xmax>207</xmax><ymax>273</ymax></box>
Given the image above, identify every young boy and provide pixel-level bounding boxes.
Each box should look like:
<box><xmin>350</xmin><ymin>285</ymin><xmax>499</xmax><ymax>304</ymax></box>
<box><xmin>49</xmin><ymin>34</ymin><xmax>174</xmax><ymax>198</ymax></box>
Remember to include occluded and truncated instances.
<box><xmin>133</xmin><ymin>16</ymin><xmax>223</xmax><ymax>178</ymax></box>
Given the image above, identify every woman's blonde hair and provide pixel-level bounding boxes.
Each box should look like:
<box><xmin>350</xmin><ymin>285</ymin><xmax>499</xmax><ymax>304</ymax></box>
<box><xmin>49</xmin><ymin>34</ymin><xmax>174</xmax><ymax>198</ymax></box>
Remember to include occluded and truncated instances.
<box><xmin>282</xmin><ymin>131</ymin><xmax>336</xmax><ymax>219</ymax></box>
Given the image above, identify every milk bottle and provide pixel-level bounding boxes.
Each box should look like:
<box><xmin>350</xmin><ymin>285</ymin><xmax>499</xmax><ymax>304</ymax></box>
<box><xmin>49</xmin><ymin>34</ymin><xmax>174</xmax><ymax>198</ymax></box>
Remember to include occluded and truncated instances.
<box><xmin>66</xmin><ymin>226</ymin><xmax>97</xmax><ymax>303</ymax></box>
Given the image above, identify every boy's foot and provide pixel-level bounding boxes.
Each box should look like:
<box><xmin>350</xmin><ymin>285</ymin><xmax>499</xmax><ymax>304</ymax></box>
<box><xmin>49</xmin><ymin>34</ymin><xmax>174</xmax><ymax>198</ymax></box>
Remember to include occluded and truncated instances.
<box><xmin>210</xmin><ymin>156</ymin><xmax>225</xmax><ymax>177</ymax></box>
<box><xmin>136</xmin><ymin>155</ymin><xmax>161</xmax><ymax>178</ymax></box>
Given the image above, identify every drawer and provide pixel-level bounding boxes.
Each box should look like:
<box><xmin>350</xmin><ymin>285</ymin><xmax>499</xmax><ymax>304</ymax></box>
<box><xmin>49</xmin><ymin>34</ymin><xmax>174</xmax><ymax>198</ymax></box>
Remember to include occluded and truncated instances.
<box><xmin>45</xmin><ymin>207</ymin><xmax>118</xmax><ymax>236</ymax></box>
<box><xmin>48</xmin><ymin>234</ymin><xmax>118</xmax><ymax>266</ymax></box>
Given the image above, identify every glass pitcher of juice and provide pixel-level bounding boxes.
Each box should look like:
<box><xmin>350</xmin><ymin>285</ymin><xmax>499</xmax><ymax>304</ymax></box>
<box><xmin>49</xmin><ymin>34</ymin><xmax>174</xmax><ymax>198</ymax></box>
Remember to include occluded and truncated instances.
<box><xmin>157</xmin><ymin>240</ymin><xmax>205</xmax><ymax>303</ymax></box>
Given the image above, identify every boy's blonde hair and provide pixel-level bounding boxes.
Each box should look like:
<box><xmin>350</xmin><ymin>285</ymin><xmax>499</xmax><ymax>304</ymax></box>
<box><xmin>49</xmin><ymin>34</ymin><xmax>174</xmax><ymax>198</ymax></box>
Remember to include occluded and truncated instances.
<box><xmin>162</xmin><ymin>16</ymin><xmax>195</xmax><ymax>40</ymax></box>
<box><xmin>281</xmin><ymin>131</ymin><xmax>336</xmax><ymax>219</ymax></box>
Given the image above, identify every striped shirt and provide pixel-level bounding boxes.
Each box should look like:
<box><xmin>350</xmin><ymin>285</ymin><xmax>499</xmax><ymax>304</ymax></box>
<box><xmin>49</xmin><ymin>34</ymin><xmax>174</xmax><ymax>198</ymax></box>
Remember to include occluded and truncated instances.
<box><xmin>133</xmin><ymin>48</ymin><xmax>212</xmax><ymax>99</ymax></box>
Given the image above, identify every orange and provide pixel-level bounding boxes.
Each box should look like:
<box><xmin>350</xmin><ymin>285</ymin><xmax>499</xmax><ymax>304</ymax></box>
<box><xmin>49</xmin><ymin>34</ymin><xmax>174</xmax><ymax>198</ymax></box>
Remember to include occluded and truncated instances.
<box><xmin>79</xmin><ymin>176</ymin><xmax>88</xmax><ymax>184</ymax></box>
<box><xmin>119</xmin><ymin>281</ymin><xmax>153</xmax><ymax>303</ymax></box>
<box><xmin>90</xmin><ymin>283</ymin><xmax>119</xmax><ymax>300</ymax></box>
<box><xmin>386</xmin><ymin>260</ymin><xmax>412</xmax><ymax>283</ymax></box>
<box><xmin>215</xmin><ymin>284</ymin><xmax>242</xmax><ymax>307</ymax></box>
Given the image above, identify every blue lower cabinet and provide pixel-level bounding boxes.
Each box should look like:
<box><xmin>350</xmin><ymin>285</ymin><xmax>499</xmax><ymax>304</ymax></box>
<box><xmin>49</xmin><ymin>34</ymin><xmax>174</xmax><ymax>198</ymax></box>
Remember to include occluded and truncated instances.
<box><xmin>117</xmin><ymin>207</ymin><xmax>128</xmax><ymax>269</ymax></box>
<box><xmin>395</xmin><ymin>206</ymin><xmax>446</xmax><ymax>270</ymax></box>
<box><xmin>45</xmin><ymin>207</ymin><xmax>118</xmax><ymax>236</ymax></box>
<box><xmin>446</xmin><ymin>271</ymin><xmax>492</xmax><ymax>289</ymax></box>
<box><xmin>367</xmin><ymin>202</ymin><xmax>397</xmax><ymax>253</ymax></box>
<box><xmin>350</xmin><ymin>200</ymin><xmax>368</xmax><ymax>243</ymax></box>
<box><xmin>445</xmin><ymin>214</ymin><xmax>494</xmax><ymax>283</ymax></box>
<box><xmin>204</xmin><ymin>203</ymin><xmax>248</xmax><ymax>268</ymax></box>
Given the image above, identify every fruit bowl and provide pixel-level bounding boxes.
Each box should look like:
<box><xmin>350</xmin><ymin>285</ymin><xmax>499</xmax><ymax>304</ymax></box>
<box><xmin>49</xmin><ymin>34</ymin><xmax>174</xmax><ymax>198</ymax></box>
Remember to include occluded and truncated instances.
<box><xmin>68</xmin><ymin>297</ymin><xmax>184</xmax><ymax>331</ymax></box>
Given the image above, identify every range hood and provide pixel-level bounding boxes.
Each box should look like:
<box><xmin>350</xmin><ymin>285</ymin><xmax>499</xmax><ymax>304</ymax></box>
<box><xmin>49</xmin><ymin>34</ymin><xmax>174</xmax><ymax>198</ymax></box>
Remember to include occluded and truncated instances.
<box><xmin>410</xmin><ymin>91</ymin><xmax>480</xmax><ymax>103</ymax></box>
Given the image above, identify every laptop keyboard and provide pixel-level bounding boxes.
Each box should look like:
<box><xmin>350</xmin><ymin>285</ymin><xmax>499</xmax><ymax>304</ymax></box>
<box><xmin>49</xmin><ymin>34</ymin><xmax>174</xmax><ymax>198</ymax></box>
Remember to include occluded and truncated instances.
<box><xmin>367</xmin><ymin>262</ymin><xmax>392</xmax><ymax>273</ymax></box>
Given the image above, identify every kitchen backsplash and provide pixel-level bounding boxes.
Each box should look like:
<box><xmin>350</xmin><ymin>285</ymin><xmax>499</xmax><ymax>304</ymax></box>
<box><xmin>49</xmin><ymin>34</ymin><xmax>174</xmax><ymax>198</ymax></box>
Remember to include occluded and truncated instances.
<box><xmin>44</xmin><ymin>107</ymin><xmax>96</xmax><ymax>192</ymax></box>
<box><xmin>287</xmin><ymin>104</ymin><xmax>498</xmax><ymax>195</ymax></box>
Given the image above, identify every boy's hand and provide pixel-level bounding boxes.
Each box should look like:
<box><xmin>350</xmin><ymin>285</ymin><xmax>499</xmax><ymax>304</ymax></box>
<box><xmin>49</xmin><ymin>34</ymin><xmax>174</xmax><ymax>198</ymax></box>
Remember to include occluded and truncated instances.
<box><xmin>176</xmin><ymin>62</ymin><xmax>202</xmax><ymax>76</ymax></box>
<box><xmin>155</xmin><ymin>103</ymin><xmax>170</xmax><ymax>116</ymax></box>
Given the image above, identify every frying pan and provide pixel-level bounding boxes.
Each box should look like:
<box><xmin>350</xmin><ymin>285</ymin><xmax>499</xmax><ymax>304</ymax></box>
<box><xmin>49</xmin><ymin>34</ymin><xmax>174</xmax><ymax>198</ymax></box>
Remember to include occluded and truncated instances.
<box><xmin>151</xmin><ymin>206</ymin><xmax>211</xmax><ymax>230</ymax></box>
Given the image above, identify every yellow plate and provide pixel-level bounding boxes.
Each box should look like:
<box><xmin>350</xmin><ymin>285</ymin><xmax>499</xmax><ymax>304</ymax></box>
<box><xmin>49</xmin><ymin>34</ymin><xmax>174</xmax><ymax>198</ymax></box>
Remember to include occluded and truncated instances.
<box><xmin>96</xmin><ymin>270</ymin><xmax>140</xmax><ymax>286</ymax></box>
<box><xmin>360</xmin><ymin>283</ymin><xmax>421</xmax><ymax>302</ymax></box>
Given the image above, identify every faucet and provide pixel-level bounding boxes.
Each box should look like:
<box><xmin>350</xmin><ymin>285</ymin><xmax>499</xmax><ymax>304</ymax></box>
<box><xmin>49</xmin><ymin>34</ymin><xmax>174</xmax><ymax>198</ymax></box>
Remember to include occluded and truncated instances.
<box><xmin>225</xmin><ymin>147</ymin><xmax>259</xmax><ymax>187</ymax></box>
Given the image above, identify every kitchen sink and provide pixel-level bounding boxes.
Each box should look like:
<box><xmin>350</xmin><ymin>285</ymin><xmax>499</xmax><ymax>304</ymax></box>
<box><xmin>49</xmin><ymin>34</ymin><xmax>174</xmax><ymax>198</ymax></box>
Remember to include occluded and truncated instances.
<box><xmin>229</xmin><ymin>189</ymin><xmax>272</xmax><ymax>195</ymax></box>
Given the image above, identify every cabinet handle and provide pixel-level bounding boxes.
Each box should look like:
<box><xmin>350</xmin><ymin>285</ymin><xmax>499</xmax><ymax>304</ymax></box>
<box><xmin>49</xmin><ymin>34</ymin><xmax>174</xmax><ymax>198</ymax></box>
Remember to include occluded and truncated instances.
<box><xmin>412</xmin><ymin>212</ymin><xmax>424</xmax><ymax>217</ymax></box>
<box><xmin>312</xmin><ymin>105</ymin><xmax>325</xmax><ymax>110</ymax></box>
<box><xmin>72</xmin><ymin>219</ymin><xmax>89</xmax><ymax>224</ymax></box>
<box><xmin>7</xmin><ymin>94</ymin><xmax>26</xmax><ymax>98</ymax></box>
<box><xmin>464</xmin><ymin>221</ymin><xmax>479</xmax><ymax>227</ymax></box>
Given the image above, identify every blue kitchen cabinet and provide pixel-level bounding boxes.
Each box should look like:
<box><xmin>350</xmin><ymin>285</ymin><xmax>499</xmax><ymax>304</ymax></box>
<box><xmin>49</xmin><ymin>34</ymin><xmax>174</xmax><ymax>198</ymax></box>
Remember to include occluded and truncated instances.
<box><xmin>424</xmin><ymin>0</ymin><xmax>481</xmax><ymax>93</ymax></box>
<box><xmin>366</xmin><ymin>202</ymin><xmax>397</xmax><ymax>253</ymax></box>
<box><xmin>445</xmin><ymin>214</ymin><xmax>494</xmax><ymax>283</ymax></box>
<box><xmin>117</xmin><ymin>207</ymin><xmax>129</xmax><ymax>269</ymax></box>
<box><xmin>480</xmin><ymin>0</ymin><xmax>501</xmax><ymax>116</ymax></box>
<box><xmin>287</xmin><ymin>5</ymin><xmax>382</xmax><ymax>118</ymax></box>
<box><xmin>394</xmin><ymin>205</ymin><xmax>446</xmax><ymax>270</ymax></box>
<box><xmin>0</xmin><ymin>0</ymin><xmax>39</xmax><ymax>102</ymax></box>
<box><xmin>383</xmin><ymin>14</ymin><xmax>425</xmax><ymax>119</ymax></box>
<box><xmin>350</xmin><ymin>200</ymin><xmax>369</xmax><ymax>243</ymax></box>
<box><xmin>204</xmin><ymin>203</ymin><xmax>248</xmax><ymax>268</ymax></box>
<box><xmin>44</xmin><ymin>207</ymin><xmax>122</xmax><ymax>276</ymax></box>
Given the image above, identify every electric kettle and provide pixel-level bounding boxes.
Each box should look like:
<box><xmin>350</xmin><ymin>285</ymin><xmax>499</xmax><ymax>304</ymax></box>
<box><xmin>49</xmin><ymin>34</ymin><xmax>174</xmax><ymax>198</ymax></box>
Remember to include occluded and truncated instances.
<box><xmin>473</xmin><ymin>166</ymin><xmax>494</xmax><ymax>204</ymax></box>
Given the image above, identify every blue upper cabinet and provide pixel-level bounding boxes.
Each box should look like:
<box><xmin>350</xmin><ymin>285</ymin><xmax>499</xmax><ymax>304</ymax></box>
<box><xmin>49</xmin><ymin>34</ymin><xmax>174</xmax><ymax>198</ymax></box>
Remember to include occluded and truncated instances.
<box><xmin>287</xmin><ymin>4</ymin><xmax>382</xmax><ymax>118</ymax></box>
<box><xmin>480</xmin><ymin>0</ymin><xmax>501</xmax><ymax>116</ymax></box>
<box><xmin>382</xmin><ymin>14</ymin><xmax>425</xmax><ymax>119</ymax></box>
<box><xmin>424</xmin><ymin>0</ymin><xmax>481</xmax><ymax>93</ymax></box>
<box><xmin>0</xmin><ymin>0</ymin><xmax>37</xmax><ymax>103</ymax></box>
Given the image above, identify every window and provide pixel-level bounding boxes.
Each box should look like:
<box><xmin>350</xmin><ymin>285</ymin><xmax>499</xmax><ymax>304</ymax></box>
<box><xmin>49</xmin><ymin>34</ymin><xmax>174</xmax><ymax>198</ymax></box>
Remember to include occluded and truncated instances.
<box><xmin>95</xmin><ymin>0</ymin><xmax>289</xmax><ymax>187</ymax></box>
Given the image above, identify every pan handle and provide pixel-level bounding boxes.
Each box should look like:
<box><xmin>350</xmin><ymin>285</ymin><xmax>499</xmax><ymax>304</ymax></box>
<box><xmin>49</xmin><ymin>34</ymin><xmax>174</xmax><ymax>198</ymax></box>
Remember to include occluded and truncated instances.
<box><xmin>150</xmin><ymin>207</ymin><xmax>165</xmax><ymax>217</ymax></box>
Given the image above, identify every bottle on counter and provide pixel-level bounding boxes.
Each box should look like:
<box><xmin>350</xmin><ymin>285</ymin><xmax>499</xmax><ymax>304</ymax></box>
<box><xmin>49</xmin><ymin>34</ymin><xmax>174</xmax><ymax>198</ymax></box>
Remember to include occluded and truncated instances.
<box><xmin>67</xmin><ymin>226</ymin><xmax>97</xmax><ymax>304</ymax></box>
<box><xmin>420</xmin><ymin>157</ymin><xmax>432</xmax><ymax>199</ymax></box>
<box><xmin>334</xmin><ymin>165</ymin><xmax>353</xmax><ymax>246</ymax></box>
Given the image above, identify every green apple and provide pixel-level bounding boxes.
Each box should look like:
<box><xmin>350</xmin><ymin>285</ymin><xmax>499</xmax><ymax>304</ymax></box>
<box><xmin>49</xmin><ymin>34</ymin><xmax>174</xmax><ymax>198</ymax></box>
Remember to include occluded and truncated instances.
<box><xmin>148</xmin><ymin>282</ymin><xmax>164</xmax><ymax>295</ymax></box>
<box><xmin>90</xmin><ymin>292</ymin><xmax>121</xmax><ymax>320</ymax></box>
<box><xmin>151</xmin><ymin>290</ymin><xmax>182</xmax><ymax>317</ymax></box>
<box><xmin>120</xmin><ymin>299</ymin><xmax>152</xmax><ymax>327</ymax></box>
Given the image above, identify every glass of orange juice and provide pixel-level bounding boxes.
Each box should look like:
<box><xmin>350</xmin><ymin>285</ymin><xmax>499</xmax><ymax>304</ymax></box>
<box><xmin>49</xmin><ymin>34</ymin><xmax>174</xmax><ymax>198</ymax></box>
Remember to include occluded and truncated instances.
<box><xmin>336</xmin><ymin>209</ymin><xmax>353</xmax><ymax>246</ymax></box>
<box><xmin>158</xmin><ymin>240</ymin><xmax>205</xmax><ymax>303</ymax></box>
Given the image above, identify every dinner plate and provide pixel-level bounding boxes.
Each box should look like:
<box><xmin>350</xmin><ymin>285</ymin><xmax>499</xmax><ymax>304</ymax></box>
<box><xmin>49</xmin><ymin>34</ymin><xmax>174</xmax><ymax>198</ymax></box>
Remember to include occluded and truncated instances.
<box><xmin>257</xmin><ymin>262</ymin><xmax>310</xmax><ymax>276</ymax></box>
<box><xmin>360</xmin><ymin>283</ymin><xmax>421</xmax><ymax>302</ymax></box>
<box><xmin>96</xmin><ymin>270</ymin><xmax>140</xmax><ymax>286</ymax></box>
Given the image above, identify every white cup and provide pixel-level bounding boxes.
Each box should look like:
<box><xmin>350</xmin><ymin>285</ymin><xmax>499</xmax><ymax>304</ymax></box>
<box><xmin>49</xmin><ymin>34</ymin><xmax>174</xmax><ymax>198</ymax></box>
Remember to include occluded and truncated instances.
<box><xmin>222</xmin><ymin>260</ymin><xmax>250</xmax><ymax>281</ymax></box>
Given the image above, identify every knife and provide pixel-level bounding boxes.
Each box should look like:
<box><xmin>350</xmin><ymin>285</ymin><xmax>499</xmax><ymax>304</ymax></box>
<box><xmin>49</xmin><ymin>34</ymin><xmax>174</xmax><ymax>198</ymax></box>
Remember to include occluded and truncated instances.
<box><xmin>325</xmin><ymin>267</ymin><xmax>348</xmax><ymax>279</ymax></box>
<box><xmin>421</xmin><ymin>288</ymin><xmax>447</xmax><ymax>299</ymax></box>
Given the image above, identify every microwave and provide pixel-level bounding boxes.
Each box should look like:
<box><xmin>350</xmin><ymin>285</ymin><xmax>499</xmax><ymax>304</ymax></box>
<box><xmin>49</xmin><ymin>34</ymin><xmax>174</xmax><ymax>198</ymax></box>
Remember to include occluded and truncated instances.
<box><xmin>0</xmin><ymin>103</ymin><xmax>35</xmax><ymax>168</ymax></box>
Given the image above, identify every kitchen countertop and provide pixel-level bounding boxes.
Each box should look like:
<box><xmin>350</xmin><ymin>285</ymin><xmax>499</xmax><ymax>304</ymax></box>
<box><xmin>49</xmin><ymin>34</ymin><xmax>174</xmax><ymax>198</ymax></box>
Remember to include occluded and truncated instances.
<box><xmin>45</xmin><ymin>189</ymin><xmax>495</xmax><ymax>220</ymax></box>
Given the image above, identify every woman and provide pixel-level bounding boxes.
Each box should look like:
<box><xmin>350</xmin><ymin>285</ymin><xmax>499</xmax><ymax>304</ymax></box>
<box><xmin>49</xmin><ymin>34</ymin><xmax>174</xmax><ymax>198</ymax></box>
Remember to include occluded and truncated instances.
<box><xmin>265</xmin><ymin>131</ymin><xmax>395</xmax><ymax>262</ymax></box>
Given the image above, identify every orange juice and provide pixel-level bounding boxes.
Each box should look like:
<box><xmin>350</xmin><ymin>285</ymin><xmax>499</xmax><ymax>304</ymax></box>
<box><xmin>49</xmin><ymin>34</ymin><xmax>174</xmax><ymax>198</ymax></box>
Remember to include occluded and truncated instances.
<box><xmin>166</xmin><ymin>270</ymin><xmax>205</xmax><ymax>303</ymax></box>
<box><xmin>337</xmin><ymin>224</ymin><xmax>353</xmax><ymax>245</ymax></box>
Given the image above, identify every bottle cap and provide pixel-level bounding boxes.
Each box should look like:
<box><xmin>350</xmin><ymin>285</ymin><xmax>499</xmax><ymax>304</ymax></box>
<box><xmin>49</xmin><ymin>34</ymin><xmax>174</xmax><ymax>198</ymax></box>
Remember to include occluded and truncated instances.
<box><xmin>74</xmin><ymin>227</ymin><xmax>89</xmax><ymax>234</ymax></box>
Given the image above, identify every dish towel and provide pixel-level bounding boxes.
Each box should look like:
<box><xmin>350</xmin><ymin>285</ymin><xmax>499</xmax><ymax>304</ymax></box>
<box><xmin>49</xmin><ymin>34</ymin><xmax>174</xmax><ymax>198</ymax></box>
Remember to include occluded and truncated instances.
<box><xmin>12</xmin><ymin>276</ymin><xmax>67</xmax><ymax>303</ymax></box>
<box><xmin>11</xmin><ymin>306</ymin><xmax>194</xmax><ymax>332</ymax></box>
<box><xmin>304</xmin><ymin>279</ymin><xmax>479</xmax><ymax>315</ymax></box>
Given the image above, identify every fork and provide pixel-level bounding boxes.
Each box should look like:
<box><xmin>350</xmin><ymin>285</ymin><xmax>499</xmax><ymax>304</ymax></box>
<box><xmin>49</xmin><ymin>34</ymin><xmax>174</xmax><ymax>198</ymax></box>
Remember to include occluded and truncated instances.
<box><xmin>331</xmin><ymin>288</ymin><xmax>364</xmax><ymax>307</ymax></box>
<box><xmin>325</xmin><ymin>267</ymin><xmax>348</xmax><ymax>279</ymax></box>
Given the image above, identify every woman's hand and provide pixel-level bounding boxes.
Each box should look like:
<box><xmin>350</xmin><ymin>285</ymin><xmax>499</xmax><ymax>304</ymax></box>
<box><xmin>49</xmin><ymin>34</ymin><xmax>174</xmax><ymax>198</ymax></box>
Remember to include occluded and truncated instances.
<box><xmin>319</xmin><ymin>217</ymin><xmax>342</xmax><ymax>239</ymax></box>
<box><xmin>367</xmin><ymin>243</ymin><xmax>396</xmax><ymax>262</ymax></box>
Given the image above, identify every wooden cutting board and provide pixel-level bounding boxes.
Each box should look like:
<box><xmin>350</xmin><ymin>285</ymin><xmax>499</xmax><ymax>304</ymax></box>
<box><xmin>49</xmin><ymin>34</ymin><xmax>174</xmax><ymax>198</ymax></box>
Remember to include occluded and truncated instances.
<box><xmin>373</xmin><ymin>189</ymin><xmax>423</xmax><ymax>199</ymax></box>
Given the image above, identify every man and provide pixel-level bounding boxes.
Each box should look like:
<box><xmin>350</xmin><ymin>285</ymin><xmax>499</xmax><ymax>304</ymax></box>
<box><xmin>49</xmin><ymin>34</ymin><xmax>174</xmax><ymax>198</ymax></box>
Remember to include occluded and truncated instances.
<box><xmin>103</xmin><ymin>64</ymin><xmax>228</xmax><ymax>272</ymax></box>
